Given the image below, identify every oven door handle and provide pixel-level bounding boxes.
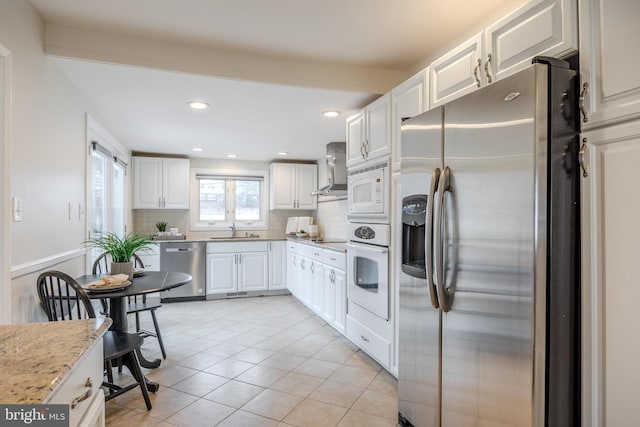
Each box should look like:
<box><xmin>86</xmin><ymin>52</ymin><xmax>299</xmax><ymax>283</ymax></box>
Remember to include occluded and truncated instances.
<box><xmin>347</xmin><ymin>242</ymin><xmax>388</xmax><ymax>254</ymax></box>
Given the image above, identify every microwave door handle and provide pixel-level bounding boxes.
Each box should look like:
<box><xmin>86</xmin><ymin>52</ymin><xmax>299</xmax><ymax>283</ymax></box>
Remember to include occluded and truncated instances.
<box><xmin>426</xmin><ymin>168</ymin><xmax>441</xmax><ymax>309</ymax></box>
<box><xmin>434</xmin><ymin>166</ymin><xmax>452</xmax><ymax>312</ymax></box>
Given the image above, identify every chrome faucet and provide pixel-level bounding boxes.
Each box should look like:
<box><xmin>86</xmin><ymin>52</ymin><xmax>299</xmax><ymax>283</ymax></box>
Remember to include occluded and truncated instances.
<box><xmin>230</xmin><ymin>221</ymin><xmax>236</xmax><ymax>237</ymax></box>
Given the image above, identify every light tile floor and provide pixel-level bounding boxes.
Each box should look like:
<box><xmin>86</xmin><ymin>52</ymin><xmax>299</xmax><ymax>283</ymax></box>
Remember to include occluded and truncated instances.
<box><xmin>105</xmin><ymin>295</ymin><xmax>398</xmax><ymax>426</ymax></box>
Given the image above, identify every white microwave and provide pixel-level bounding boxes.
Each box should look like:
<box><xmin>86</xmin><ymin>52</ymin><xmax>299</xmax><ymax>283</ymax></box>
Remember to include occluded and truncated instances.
<box><xmin>347</xmin><ymin>159</ymin><xmax>390</xmax><ymax>223</ymax></box>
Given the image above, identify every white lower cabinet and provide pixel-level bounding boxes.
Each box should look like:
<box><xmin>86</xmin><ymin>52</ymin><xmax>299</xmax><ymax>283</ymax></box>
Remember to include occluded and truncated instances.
<box><xmin>346</xmin><ymin>313</ymin><xmax>391</xmax><ymax>368</ymax></box>
<box><xmin>323</xmin><ymin>265</ymin><xmax>346</xmax><ymax>334</ymax></box>
<box><xmin>286</xmin><ymin>241</ymin><xmax>346</xmax><ymax>335</ymax></box>
<box><xmin>286</xmin><ymin>251</ymin><xmax>299</xmax><ymax>298</ymax></box>
<box><xmin>268</xmin><ymin>241</ymin><xmax>287</xmax><ymax>290</ymax></box>
<box><xmin>78</xmin><ymin>391</ymin><xmax>106</xmax><ymax>427</ymax></box>
<box><xmin>46</xmin><ymin>340</ymin><xmax>104</xmax><ymax>427</ymax></box>
<box><xmin>206</xmin><ymin>242</ymin><xmax>268</xmax><ymax>296</ymax></box>
<box><xmin>581</xmin><ymin>120</ymin><xmax>640</xmax><ymax>427</ymax></box>
<box><xmin>310</xmin><ymin>260</ymin><xmax>324</xmax><ymax>314</ymax></box>
<box><xmin>297</xmin><ymin>257</ymin><xmax>312</xmax><ymax>307</ymax></box>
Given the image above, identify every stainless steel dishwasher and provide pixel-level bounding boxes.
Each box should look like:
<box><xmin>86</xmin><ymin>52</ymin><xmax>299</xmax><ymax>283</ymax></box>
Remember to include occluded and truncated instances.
<box><xmin>159</xmin><ymin>241</ymin><xmax>206</xmax><ymax>302</ymax></box>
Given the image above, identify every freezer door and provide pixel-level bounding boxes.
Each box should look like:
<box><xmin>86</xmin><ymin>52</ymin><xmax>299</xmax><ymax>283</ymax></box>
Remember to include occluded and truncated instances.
<box><xmin>398</xmin><ymin>107</ymin><xmax>443</xmax><ymax>427</ymax></box>
<box><xmin>440</xmin><ymin>66</ymin><xmax>541</xmax><ymax>426</ymax></box>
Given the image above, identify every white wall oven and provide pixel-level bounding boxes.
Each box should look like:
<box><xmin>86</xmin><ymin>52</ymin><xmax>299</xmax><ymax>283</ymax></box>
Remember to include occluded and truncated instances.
<box><xmin>347</xmin><ymin>159</ymin><xmax>390</xmax><ymax>224</ymax></box>
<box><xmin>346</xmin><ymin>222</ymin><xmax>390</xmax><ymax>320</ymax></box>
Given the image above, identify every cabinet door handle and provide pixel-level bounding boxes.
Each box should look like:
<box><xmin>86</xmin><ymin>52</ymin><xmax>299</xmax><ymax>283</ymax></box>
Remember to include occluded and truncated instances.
<box><xmin>579</xmin><ymin>137</ymin><xmax>589</xmax><ymax>178</ymax></box>
<box><xmin>579</xmin><ymin>82</ymin><xmax>589</xmax><ymax>123</ymax></box>
<box><xmin>473</xmin><ymin>59</ymin><xmax>482</xmax><ymax>87</ymax></box>
<box><xmin>158</xmin><ymin>197</ymin><xmax>162</xmax><ymax>208</ymax></box>
<box><xmin>71</xmin><ymin>378</ymin><xmax>93</xmax><ymax>409</ymax></box>
<box><xmin>238</xmin><ymin>254</ymin><xmax>242</xmax><ymax>264</ymax></box>
<box><xmin>361</xmin><ymin>335</ymin><xmax>370</xmax><ymax>343</ymax></box>
<box><xmin>484</xmin><ymin>53</ymin><xmax>493</xmax><ymax>84</ymax></box>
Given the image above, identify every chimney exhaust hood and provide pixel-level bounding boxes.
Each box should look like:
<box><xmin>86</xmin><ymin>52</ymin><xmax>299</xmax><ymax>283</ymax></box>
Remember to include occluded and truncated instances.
<box><xmin>312</xmin><ymin>141</ymin><xmax>347</xmax><ymax>196</ymax></box>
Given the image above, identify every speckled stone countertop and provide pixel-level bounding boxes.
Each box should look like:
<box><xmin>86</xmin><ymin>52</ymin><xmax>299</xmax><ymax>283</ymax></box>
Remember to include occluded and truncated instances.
<box><xmin>0</xmin><ymin>317</ymin><xmax>112</xmax><ymax>404</ymax></box>
<box><xmin>152</xmin><ymin>236</ymin><xmax>348</xmax><ymax>252</ymax></box>
<box><xmin>285</xmin><ymin>237</ymin><xmax>347</xmax><ymax>253</ymax></box>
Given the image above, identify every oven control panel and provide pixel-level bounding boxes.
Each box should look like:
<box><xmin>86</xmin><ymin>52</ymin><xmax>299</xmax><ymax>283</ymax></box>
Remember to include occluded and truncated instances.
<box><xmin>348</xmin><ymin>222</ymin><xmax>390</xmax><ymax>247</ymax></box>
<box><xmin>354</xmin><ymin>226</ymin><xmax>375</xmax><ymax>240</ymax></box>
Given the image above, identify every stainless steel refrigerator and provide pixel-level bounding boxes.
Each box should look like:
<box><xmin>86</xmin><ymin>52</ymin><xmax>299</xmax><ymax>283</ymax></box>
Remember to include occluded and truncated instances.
<box><xmin>398</xmin><ymin>57</ymin><xmax>580</xmax><ymax>427</ymax></box>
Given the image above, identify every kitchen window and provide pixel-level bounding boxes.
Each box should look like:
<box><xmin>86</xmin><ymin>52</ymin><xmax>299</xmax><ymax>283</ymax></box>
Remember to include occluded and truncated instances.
<box><xmin>190</xmin><ymin>169</ymin><xmax>269</xmax><ymax>231</ymax></box>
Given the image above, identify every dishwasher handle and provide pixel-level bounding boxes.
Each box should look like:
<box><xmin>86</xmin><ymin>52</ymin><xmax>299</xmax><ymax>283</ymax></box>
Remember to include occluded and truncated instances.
<box><xmin>165</xmin><ymin>247</ymin><xmax>202</xmax><ymax>253</ymax></box>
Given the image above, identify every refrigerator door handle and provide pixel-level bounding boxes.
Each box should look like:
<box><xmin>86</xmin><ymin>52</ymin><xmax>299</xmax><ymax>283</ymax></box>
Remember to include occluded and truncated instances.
<box><xmin>434</xmin><ymin>166</ymin><xmax>452</xmax><ymax>312</ymax></box>
<box><xmin>426</xmin><ymin>167</ymin><xmax>441</xmax><ymax>309</ymax></box>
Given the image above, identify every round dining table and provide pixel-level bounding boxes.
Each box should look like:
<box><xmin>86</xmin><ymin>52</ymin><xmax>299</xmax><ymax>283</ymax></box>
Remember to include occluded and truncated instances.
<box><xmin>75</xmin><ymin>271</ymin><xmax>192</xmax><ymax>392</ymax></box>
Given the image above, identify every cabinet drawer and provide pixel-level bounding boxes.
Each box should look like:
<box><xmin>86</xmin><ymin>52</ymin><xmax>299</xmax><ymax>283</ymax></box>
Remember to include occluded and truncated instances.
<box><xmin>296</xmin><ymin>244</ymin><xmax>315</xmax><ymax>259</ymax></box>
<box><xmin>207</xmin><ymin>241</ymin><xmax>268</xmax><ymax>253</ymax></box>
<box><xmin>47</xmin><ymin>340</ymin><xmax>104</xmax><ymax>427</ymax></box>
<box><xmin>309</xmin><ymin>247</ymin><xmax>323</xmax><ymax>262</ymax></box>
<box><xmin>322</xmin><ymin>250</ymin><xmax>346</xmax><ymax>270</ymax></box>
<box><xmin>287</xmin><ymin>241</ymin><xmax>299</xmax><ymax>253</ymax></box>
<box><xmin>346</xmin><ymin>315</ymin><xmax>390</xmax><ymax>368</ymax></box>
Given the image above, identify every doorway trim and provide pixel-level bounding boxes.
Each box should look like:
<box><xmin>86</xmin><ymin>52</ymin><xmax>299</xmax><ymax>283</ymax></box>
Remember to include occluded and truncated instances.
<box><xmin>0</xmin><ymin>43</ymin><xmax>12</xmax><ymax>324</ymax></box>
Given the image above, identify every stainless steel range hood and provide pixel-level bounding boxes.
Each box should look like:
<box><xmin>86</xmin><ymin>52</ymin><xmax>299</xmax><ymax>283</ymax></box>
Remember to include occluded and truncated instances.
<box><xmin>312</xmin><ymin>141</ymin><xmax>347</xmax><ymax>196</ymax></box>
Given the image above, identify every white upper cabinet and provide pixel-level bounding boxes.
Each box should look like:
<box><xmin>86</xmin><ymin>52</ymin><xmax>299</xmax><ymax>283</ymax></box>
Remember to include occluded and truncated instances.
<box><xmin>347</xmin><ymin>94</ymin><xmax>391</xmax><ymax>167</ymax></box>
<box><xmin>270</xmin><ymin>163</ymin><xmax>317</xmax><ymax>210</ymax></box>
<box><xmin>430</xmin><ymin>33</ymin><xmax>484</xmax><ymax>107</ymax></box>
<box><xmin>133</xmin><ymin>157</ymin><xmax>189</xmax><ymax>209</ymax></box>
<box><xmin>431</xmin><ymin>0</ymin><xmax>577</xmax><ymax>107</ymax></box>
<box><xmin>391</xmin><ymin>69</ymin><xmax>429</xmax><ymax>171</ymax></box>
<box><xmin>346</xmin><ymin>111</ymin><xmax>366</xmax><ymax>166</ymax></box>
<box><xmin>486</xmin><ymin>0</ymin><xmax>578</xmax><ymax>82</ymax></box>
<box><xmin>579</xmin><ymin>0</ymin><xmax>640</xmax><ymax>129</ymax></box>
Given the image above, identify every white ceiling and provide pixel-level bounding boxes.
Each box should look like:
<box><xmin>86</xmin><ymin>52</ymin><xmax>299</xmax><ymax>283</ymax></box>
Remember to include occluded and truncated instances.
<box><xmin>29</xmin><ymin>0</ymin><xmax>526</xmax><ymax>161</ymax></box>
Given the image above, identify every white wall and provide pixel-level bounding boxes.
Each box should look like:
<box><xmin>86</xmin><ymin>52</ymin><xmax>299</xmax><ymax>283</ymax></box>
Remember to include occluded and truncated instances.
<box><xmin>0</xmin><ymin>1</ymin><xmax>92</xmax><ymax>323</ymax></box>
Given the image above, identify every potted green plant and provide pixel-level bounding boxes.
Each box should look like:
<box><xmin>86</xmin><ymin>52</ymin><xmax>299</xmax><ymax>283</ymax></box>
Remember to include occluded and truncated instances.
<box><xmin>86</xmin><ymin>232</ymin><xmax>156</xmax><ymax>279</ymax></box>
<box><xmin>155</xmin><ymin>221</ymin><xmax>168</xmax><ymax>236</ymax></box>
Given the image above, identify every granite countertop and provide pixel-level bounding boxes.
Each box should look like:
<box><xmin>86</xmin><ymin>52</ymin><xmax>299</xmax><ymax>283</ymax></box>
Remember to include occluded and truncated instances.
<box><xmin>152</xmin><ymin>236</ymin><xmax>287</xmax><ymax>243</ymax></box>
<box><xmin>151</xmin><ymin>235</ymin><xmax>347</xmax><ymax>252</ymax></box>
<box><xmin>285</xmin><ymin>237</ymin><xmax>347</xmax><ymax>253</ymax></box>
<box><xmin>0</xmin><ymin>317</ymin><xmax>112</xmax><ymax>404</ymax></box>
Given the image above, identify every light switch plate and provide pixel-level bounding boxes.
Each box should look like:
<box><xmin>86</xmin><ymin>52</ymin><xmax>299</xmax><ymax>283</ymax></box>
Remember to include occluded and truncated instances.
<box><xmin>12</xmin><ymin>197</ymin><xmax>22</xmax><ymax>222</ymax></box>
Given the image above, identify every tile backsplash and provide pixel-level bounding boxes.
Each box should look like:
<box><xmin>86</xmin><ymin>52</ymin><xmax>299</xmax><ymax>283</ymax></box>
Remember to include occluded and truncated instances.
<box><xmin>133</xmin><ymin>209</ymin><xmax>314</xmax><ymax>239</ymax></box>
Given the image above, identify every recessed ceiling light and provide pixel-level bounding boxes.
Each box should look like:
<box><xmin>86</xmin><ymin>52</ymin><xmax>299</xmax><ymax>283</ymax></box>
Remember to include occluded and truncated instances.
<box><xmin>322</xmin><ymin>111</ymin><xmax>340</xmax><ymax>118</ymax></box>
<box><xmin>192</xmin><ymin>147</ymin><xmax>203</xmax><ymax>152</ymax></box>
<box><xmin>227</xmin><ymin>154</ymin><xmax>238</xmax><ymax>158</ymax></box>
<box><xmin>277</xmin><ymin>152</ymin><xmax>288</xmax><ymax>156</ymax></box>
<box><xmin>188</xmin><ymin>101</ymin><xmax>209</xmax><ymax>110</ymax></box>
